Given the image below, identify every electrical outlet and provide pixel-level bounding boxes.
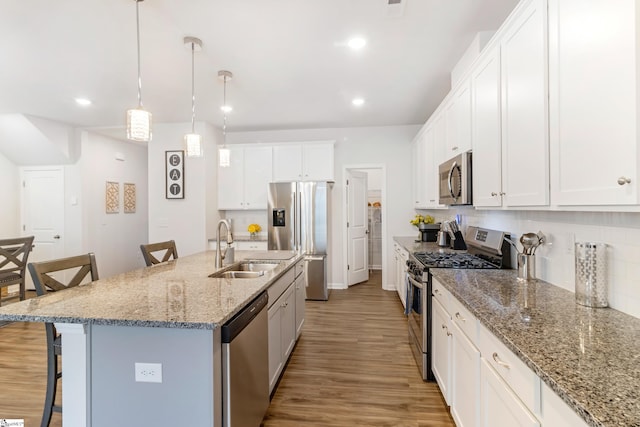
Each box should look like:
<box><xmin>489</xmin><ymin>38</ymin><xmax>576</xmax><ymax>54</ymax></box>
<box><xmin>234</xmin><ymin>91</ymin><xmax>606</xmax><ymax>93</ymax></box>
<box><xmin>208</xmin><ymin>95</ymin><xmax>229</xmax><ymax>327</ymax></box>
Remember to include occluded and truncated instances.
<box><xmin>135</xmin><ymin>362</ymin><xmax>162</xmax><ymax>383</ymax></box>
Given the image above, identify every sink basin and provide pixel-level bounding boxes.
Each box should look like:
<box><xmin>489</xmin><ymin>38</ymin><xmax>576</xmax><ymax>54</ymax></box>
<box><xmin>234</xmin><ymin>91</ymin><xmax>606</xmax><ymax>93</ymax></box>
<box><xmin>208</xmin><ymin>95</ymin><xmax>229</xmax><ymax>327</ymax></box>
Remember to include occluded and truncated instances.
<box><xmin>214</xmin><ymin>271</ymin><xmax>265</xmax><ymax>279</ymax></box>
<box><xmin>209</xmin><ymin>261</ymin><xmax>279</xmax><ymax>279</ymax></box>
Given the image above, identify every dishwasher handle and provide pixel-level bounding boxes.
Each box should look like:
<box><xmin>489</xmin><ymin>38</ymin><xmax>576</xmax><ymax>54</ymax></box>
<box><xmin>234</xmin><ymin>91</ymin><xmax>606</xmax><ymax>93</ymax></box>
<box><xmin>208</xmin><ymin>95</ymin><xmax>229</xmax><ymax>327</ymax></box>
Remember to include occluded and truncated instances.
<box><xmin>221</xmin><ymin>291</ymin><xmax>268</xmax><ymax>343</ymax></box>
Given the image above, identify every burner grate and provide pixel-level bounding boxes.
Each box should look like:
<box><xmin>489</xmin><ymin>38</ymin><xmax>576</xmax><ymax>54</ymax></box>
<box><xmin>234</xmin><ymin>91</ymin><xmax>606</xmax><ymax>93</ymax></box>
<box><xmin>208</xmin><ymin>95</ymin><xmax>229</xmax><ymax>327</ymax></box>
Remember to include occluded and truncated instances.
<box><xmin>413</xmin><ymin>252</ymin><xmax>500</xmax><ymax>269</ymax></box>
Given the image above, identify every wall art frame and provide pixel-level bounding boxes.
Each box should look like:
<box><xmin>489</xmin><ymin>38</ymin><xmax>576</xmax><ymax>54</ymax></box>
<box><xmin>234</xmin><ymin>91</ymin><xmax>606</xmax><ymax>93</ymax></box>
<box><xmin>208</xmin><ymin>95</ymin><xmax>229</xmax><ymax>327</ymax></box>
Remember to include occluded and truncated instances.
<box><xmin>165</xmin><ymin>150</ymin><xmax>185</xmax><ymax>199</ymax></box>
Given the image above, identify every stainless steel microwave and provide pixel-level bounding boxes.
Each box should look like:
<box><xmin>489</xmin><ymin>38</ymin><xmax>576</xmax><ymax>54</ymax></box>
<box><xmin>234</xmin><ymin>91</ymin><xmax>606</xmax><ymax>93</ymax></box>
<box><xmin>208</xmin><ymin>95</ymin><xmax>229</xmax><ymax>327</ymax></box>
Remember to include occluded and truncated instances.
<box><xmin>438</xmin><ymin>151</ymin><xmax>472</xmax><ymax>205</ymax></box>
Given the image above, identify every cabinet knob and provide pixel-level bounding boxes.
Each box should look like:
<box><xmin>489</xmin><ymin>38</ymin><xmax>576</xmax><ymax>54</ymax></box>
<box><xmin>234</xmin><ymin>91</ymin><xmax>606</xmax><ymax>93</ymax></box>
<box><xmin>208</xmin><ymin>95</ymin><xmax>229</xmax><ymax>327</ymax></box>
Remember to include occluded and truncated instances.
<box><xmin>491</xmin><ymin>192</ymin><xmax>498</xmax><ymax>197</ymax></box>
<box><xmin>455</xmin><ymin>312</ymin><xmax>466</xmax><ymax>322</ymax></box>
<box><xmin>434</xmin><ymin>289</ymin><xmax>440</xmax><ymax>295</ymax></box>
<box><xmin>451</xmin><ymin>146</ymin><xmax>458</xmax><ymax>151</ymax></box>
<box><xmin>617</xmin><ymin>176</ymin><xmax>631</xmax><ymax>186</ymax></box>
<box><xmin>499</xmin><ymin>192</ymin><xmax>506</xmax><ymax>196</ymax></box>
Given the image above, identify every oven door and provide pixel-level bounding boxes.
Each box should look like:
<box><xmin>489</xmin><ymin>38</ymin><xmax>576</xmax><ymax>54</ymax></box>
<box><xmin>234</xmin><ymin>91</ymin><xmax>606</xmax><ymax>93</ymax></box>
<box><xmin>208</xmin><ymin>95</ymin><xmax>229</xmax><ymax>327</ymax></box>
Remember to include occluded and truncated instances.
<box><xmin>407</xmin><ymin>273</ymin><xmax>431</xmax><ymax>380</ymax></box>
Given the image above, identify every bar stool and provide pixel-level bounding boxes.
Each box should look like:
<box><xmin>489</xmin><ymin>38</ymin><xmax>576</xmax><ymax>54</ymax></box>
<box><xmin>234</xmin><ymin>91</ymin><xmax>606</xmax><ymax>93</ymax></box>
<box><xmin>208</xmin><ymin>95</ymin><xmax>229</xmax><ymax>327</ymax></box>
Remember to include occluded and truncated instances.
<box><xmin>0</xmin><ymin>236</ymin><xmax>35</xmax><ymax>306</ymax></box>
<box><xmin>28</xmin><ymin>253</ymin><xmax>99</xmax><ymax>427</ymax></box>
<box><xmin>140</xmin><ymin>240</ymin><xmax>178</xmax><ymax>266</ymax></box>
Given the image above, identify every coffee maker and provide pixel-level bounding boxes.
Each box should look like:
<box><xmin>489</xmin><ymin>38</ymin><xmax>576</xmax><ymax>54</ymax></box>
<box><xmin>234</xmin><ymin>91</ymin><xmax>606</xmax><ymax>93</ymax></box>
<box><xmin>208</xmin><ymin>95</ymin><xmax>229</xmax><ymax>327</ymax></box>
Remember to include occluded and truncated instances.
<box><xmin>419</xmin><ymin>223</ymin><xmax>440</xmax><ymax>242</ymax></box>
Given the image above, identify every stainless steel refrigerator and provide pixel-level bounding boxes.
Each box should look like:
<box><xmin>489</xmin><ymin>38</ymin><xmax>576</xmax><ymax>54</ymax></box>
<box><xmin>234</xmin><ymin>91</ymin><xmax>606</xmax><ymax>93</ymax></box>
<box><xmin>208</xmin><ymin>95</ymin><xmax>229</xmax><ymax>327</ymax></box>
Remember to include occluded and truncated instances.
<box><xmin>267</xmin><ymin>182</ymin><xmax>331</xmax><ymax>300</ymax></box>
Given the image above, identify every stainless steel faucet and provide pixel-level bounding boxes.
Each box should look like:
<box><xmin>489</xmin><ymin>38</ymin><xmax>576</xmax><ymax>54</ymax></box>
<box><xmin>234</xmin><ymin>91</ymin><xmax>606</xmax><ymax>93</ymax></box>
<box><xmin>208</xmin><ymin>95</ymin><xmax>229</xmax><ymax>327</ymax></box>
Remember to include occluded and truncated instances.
<box><xmin>216</xmin><ymin>219</ymin><xmax>234</xmax><ymax>268</ymax></box>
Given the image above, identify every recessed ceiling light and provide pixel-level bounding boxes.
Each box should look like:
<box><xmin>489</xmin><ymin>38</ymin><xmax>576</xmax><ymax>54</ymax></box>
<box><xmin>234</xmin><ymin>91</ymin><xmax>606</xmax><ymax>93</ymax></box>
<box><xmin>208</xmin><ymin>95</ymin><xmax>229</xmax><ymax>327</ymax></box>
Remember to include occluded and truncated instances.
<box><xmin>352</xmin><ymin>98</ymin><xmax>365</xmax><ymax>106</ymax></box>
<box><xmin>74</xmin><ymin>98</ymin><xmax>92</xmax><ymax>106</ymax></box>
<box><xmin>347</xmin><ymin>37</ymin><xmax>367</xmax><ymax>50</ymax></box>
<box><xmin>221</xmin><ymin>105</ymin><xmax>233</xmax><ymax>113</ymax></box>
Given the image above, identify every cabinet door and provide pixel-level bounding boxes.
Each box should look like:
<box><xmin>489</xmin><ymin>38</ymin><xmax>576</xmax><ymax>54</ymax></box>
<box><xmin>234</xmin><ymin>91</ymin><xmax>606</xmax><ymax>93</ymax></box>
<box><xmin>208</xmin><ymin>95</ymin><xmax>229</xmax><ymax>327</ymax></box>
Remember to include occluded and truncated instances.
<box><xmin>480</xmin><ymin>359</ymin><xmax>540</xmax><ymax>427</ymax></box>
<box><xmin>549</xmin><ymin>0</ymin><xmax>638</xmax><ymax>205</ymax></box>
<box><xmin>243</xmin><ymin>146</ymin><xmax>273</xmax><ymax>209</ymax></box>
<box><xmin>303</xmin><ymin>143</ymin><xmax>334</xmax><ymax>181</ymax></box>
<box><xmin>268</xmin><ymin>302</ymin><xmax>284</xmax><ymax>393</ymax></box>
<box><xmin>217</xmin><ymin>146</ymin><xmax>245</xmax><ymax>210</ymax></box>
<box><xmin>281</xmin><ymin>285</ymin><xmax>296</xmax><ymax>359</ymax></box>
<box><xmin>446</xmin><ymin>79</ymin><xmax>472</xmax><ymax>157</ymax></box>
<box><xmin>501</xmin><ymin>0</ymin><xmax>549</xmax><ymax>207</ymax></box>
<box><xmin>451</xmin><ymin>321</ymin><xmax>480</xmax><ymax>427</ymax></box>
<box><xmin>295</xmin><ymin>272</ymin><xmax>306</xmax><ymax>339</ymax></box>
<box><xmin>273</xmin><ymin>145</ymin><xmax>303</xmax><ymax>181</ymax></box>
<box><xmin>472</xmin><ymin>48</ymin><xmax>503</xmax><ymax>207</ymax></box>
<box><xmin>432</xmin><ymin>297</ymin><xmax>452</xmax><ymax>405</ymax></box>
<box><xmin>412</xmin><ymin>135</ymin><xmax>427</xmax><ymax>208</ymax></box>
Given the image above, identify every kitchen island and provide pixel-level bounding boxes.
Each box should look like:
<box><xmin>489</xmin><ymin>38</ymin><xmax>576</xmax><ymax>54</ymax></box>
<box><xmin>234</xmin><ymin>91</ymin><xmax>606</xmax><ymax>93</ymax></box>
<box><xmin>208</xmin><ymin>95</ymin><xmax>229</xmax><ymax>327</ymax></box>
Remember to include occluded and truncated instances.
<box><xmin>0</xmin><ymin>250</ymin><xmax>302</xmax><ymax>427</ymax></box>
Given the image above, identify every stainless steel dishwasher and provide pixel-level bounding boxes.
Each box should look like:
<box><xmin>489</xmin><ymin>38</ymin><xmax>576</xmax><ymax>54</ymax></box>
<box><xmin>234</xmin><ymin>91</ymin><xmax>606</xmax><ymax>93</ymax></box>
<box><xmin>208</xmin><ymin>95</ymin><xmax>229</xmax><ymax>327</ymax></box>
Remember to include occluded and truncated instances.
<box><xmin>221</xmin><ymin>291</ymin><xmax>269</xmax><ymax>427</ymax></box>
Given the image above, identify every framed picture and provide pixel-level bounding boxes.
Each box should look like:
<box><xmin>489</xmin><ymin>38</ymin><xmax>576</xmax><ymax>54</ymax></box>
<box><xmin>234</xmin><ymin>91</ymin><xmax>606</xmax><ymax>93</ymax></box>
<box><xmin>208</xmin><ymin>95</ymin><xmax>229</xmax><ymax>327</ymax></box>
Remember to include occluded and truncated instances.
<box><xmin>124</xmin><ymin>183</ymin><xmax>136</xmax><ymax>213</ymax></box>
<box><xmin>105</xmin><ymin>181</ymin><xmax>119</xmax><ymax>213</ymax></box>
<box><xmin>166</xmin><ymin>150</ymin><xmax>185</xmax><ymax>199</ymax></box>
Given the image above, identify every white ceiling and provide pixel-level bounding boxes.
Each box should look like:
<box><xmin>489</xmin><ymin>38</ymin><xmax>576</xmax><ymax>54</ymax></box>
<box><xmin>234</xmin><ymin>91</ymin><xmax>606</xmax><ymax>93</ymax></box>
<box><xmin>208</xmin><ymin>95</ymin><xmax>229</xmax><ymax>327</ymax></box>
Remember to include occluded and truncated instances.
<box><xmin>0</xmin><ymin>0</ymin><xmax>519</xmax><ymax>135</ymax></box>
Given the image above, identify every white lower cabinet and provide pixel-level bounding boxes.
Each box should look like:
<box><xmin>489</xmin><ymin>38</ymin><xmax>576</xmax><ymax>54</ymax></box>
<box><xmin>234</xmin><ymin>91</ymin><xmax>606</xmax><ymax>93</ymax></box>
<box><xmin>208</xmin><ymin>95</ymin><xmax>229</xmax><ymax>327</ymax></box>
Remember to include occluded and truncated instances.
<box><xmin>268</xmin><ymin>284</ymin><xmax>296</xmax><ymax>393</ymax></box>
<box><xmin>480</xmin><ymin>359</ymin><xmax>540</xmax><ymax>427</ymax></box>
<box><xmin>234</xmin><ymin>240</ymin><xmax>268</xmax><ymax>251</ymax></box>
<box><xmin>451</xmin><ymin>320</ymin><xmax>481</xmax><ymax>427</ymax></box>
<box><xmin>432</xmin><ymin>297</ymin><xmax>452</xmax><ymax>405</ymax></box>
<box><xmin>394</xmin><ymin>243</ymin><xmax>409</xmax><ymax>308</ymax></box>
<box><xmin>539</xmin><ymin>381</ymin><xmax>588</xmax><ymax>427</ymax></box>
<box><xmin>294</xmin><ymin>265</ymin><xmax>306</xmax><ymax>339</ymax></box>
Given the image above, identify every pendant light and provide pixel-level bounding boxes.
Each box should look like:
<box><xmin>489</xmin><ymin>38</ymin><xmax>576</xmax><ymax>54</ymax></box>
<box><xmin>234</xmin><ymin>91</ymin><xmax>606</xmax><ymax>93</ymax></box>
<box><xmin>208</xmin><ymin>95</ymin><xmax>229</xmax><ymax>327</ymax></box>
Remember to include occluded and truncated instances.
<box><xmin>218</xmin><ymin>70</ymin><xmax>233</xmax><ymax>167</ymax></box>
<box><xmin>126</xmin><ymin>0</ymin><xmax>152</xmax><ymax>142</ymax></box>
<box><xmin>184</xmin><ymin>36</ymin><xmax>203</xmax><ymax>157</ymax></box>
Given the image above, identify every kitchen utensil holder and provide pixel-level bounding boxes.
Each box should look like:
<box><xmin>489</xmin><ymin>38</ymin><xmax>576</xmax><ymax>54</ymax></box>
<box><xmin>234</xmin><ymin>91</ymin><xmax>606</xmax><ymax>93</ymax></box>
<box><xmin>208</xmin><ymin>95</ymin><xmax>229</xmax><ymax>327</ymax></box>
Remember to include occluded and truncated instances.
<box><xmin>575</xmin><ymin>242</ymin><xmax>608</xmax><ymax>308</ymax></box>
<box><xmin>517</xmin><ymin>254</ymin><xmax>536</xmax><ymax>281</ymax></box>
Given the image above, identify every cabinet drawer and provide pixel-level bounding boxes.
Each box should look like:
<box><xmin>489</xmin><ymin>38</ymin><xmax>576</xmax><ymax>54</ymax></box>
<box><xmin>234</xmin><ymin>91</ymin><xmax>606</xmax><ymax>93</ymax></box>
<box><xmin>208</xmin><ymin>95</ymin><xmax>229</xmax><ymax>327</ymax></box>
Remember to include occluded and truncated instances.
<box><xmin>431</xmin><ymin>278</ymin><xmax>451</xmax><ymax>313</ymax></box>
<box><xmin>450</xmin><ymin>295</ymin><xmax>478</xmax><ymax>344</ymax></box>
<box><xmin>479</xmin><ymin>323</ymin><xmax>540</xmax><ymax>415</ymax></box>
<box><xmin>268</xmin><ymin>268</ymin><xmax>295</xmax><ymax>308</ymax></box>
<box><xmin>294</xmin><ymin>259</ymin><xmax>305</xmax><ymax>278</ymax></box>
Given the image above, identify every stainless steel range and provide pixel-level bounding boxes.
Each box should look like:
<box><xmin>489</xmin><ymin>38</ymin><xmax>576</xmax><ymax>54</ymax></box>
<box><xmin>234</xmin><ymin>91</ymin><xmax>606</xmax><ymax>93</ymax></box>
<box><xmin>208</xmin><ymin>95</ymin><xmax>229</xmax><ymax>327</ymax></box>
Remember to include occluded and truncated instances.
<box><xmin>406</xmin><ymin>226</ymin><xmax>512</xmax><ymax>381</ymax></box>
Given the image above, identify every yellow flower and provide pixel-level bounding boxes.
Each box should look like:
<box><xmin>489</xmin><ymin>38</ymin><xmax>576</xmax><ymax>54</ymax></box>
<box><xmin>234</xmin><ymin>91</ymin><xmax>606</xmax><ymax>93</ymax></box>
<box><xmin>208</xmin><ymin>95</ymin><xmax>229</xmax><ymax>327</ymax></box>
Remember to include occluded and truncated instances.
<box><xmin>247</xmin><ymin>223</ymin><xmax>261</xmax><ymax>233</ymax></box>
<box><xmin>409</xmin><ymin>214</ymin><xmax>434</xmax><ymax>227</ymax></box>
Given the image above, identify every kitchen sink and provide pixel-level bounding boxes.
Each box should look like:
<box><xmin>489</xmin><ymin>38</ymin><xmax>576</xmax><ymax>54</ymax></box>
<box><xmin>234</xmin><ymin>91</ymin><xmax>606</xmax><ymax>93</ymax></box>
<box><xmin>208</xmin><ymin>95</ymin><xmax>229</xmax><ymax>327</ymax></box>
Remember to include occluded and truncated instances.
<box><xmin>209</xmin><ymin>261</ymin><xmax>279</xmax><ymax>279</ymax></box>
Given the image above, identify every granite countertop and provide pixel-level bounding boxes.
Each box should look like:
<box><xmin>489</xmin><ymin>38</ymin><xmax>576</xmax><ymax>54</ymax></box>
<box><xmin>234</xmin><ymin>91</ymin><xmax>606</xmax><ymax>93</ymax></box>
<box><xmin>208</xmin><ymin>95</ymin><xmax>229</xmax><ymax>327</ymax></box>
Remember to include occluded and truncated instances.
<box><xmin>0</xmin><ymin>250</ymin><xmax>301</xmax><ymax>330</ymax></box>
<box><xmin>432</xmin><ymin>267</ymin><xmax>640</xmax><ymax>427</ymax></box>
<box><xmin>394</xmin><ymin>235</ymin><xmax>640</xmax><ymax>426</ymax></box>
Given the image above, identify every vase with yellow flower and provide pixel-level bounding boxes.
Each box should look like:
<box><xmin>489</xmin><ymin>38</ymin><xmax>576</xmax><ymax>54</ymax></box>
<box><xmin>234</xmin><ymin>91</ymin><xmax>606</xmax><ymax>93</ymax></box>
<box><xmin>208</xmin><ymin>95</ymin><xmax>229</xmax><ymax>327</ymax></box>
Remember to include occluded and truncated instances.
<box><xmin>247</xmin><ymin>223</ymin><xmax>262</xmax><ymax>240</ymax></box>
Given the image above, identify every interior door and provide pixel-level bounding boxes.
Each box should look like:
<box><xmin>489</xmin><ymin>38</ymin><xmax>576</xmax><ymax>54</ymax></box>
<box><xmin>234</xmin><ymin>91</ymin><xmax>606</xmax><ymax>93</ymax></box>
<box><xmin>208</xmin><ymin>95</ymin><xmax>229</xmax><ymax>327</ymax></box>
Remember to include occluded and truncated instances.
<box><xmin>347</xmin><ymin>170</ymin><xmax>368</xmax><ymax>286</ymax></box>
<box><xmin>21</xmin><ymin>167</ymin><xmax>65</xmax><ymax>289</ymax></box>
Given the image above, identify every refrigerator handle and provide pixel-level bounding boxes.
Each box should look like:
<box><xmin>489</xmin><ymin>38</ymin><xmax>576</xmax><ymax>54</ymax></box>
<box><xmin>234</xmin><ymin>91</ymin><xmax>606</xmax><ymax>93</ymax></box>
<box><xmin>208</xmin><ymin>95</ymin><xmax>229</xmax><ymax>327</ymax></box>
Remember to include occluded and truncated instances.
<box><xmin>293</xmin><ymin>189</ymin><xmax>299</xmax><ymax>251</ymax></box>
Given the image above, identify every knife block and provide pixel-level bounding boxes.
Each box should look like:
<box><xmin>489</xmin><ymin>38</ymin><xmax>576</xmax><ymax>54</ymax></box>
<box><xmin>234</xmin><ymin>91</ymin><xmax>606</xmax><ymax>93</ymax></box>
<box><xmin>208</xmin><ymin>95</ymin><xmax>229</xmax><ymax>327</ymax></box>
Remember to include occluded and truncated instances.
<box><xmin>452</xmin><ymin>231</ymin><xmax>467</xmax><ymax>250</ymax></box>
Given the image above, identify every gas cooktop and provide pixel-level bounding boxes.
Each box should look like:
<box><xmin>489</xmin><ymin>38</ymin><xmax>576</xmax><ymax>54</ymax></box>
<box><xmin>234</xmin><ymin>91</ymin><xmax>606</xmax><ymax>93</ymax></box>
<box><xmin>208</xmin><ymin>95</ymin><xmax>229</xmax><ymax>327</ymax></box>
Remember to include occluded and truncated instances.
<box><xmin>413</xmin><ymin>252</ymin><xmax>500</xmax><ymax>269</ymax></box>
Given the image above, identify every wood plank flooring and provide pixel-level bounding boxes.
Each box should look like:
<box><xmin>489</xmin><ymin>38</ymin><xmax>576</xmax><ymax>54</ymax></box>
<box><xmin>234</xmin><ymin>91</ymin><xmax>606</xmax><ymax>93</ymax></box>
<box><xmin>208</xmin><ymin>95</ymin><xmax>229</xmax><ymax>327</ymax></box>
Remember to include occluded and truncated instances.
<box><xmin>262</xmin><ymin>271</ymin><xmax>454</xmax><ymax>426</ymax></box>
<box><xmin>0</xmin><ymin>274</ymin><xmax>454</xmax><ymax>427</ymax></box>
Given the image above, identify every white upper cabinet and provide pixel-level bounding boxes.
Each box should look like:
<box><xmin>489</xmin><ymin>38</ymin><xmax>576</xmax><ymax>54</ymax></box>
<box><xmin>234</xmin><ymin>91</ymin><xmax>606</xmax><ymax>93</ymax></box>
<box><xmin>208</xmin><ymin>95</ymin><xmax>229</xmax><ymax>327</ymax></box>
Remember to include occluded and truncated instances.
<box><xmin>445</xmin><ymin>78</ymin><xmax>473</xmax><ymax>158</ymax></box>
<box><xmin>412</xmin><ymin>133</ymin><xmax>426</xmax><ymax>208</ymax></box>
<box><xmin>218</xmin><ymin>145</ymin><xmax>273</xmax><ymax>210</ymax></box>
<box><xmin>500</xmin><ymin>0</ymin><xmax>549</xmax><ymax>207</ymax></box>
<box><xmin>549</xmin><ymin>0</ymin><xmax>639</xmax><ymax>206</ymax></box>
<box><xmin>471</xmin><ymin>47</ymin><xmax>503</xmax><ymax>208</ymax></box>
<box><xmin>272</xmin><ymin>142</ymin><xmax>334</xmax><ymax>182</ymax></box>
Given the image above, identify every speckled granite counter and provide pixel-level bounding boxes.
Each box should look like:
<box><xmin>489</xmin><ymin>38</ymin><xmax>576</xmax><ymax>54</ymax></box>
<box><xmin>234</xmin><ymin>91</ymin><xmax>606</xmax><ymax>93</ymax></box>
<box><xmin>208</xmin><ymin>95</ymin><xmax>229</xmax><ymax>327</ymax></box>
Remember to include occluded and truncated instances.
<box><xmin>432</xmin><ymin>269</ymin><xmax>640</xmax><ymax>427</ymax></box>
<box><xmin>394</xmin><ymin>236</ymin><xmax>640</xmax><ymax>426</ymax></box>
<box><xmin>0</xmin><ymin>250</ymin><xmax>301</xmax><ymax>329</ymax></box>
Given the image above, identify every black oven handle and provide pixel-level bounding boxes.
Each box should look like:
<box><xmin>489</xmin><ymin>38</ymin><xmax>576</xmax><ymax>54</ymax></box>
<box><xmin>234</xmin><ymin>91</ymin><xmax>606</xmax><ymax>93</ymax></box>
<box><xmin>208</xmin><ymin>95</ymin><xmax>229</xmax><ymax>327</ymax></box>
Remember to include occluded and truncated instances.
<box><xmin>407</xmin><ymin>274</ymin><xmax>424</xmax><ymax>290</ymax></box>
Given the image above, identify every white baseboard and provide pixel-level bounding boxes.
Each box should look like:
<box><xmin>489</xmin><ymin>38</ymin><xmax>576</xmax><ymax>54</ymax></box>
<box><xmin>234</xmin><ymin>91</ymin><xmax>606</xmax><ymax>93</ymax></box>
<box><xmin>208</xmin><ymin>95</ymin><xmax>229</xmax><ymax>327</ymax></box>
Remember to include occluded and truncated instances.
<box><xmin>328</xmin><ymin>282</ymin><xmax>347</xmax><ymax>290</ymax></box>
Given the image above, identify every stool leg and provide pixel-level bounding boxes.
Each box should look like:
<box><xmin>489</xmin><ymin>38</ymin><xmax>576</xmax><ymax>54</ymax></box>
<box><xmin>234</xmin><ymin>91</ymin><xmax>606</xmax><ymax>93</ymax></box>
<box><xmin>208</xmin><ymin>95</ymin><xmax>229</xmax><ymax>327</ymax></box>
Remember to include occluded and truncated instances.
<box><xmin>41</xmin><ymin>324</ymin><xmax>57</xmax><ymax>427</ymax></box>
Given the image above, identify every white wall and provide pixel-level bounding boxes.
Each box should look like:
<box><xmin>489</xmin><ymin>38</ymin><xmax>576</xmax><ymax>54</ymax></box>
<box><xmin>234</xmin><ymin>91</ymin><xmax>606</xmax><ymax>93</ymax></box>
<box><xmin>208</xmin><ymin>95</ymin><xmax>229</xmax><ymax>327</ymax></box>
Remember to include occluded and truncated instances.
<box><xmin>227</xmin><ymin>125</ymin><xmax>421</xmax><ymax>288</ymax></box>
<box><xmin>419</xmin><ymin>207</ymin><xmax>640</xmax><ymax>319</ymax></box>
<box><xmin>148</xmin><ymin>122</ymin><xmax>220</xmax><ymax>257</ymax></box>
<box><xmin>0</xmin><ymin>150</ymin><xmax>19</xmax><ymax>236</ymax></box>
<box><xmin>79</xmin><ymin>132</ymin><xmax>149</xmax><ymax>278</ymax></box>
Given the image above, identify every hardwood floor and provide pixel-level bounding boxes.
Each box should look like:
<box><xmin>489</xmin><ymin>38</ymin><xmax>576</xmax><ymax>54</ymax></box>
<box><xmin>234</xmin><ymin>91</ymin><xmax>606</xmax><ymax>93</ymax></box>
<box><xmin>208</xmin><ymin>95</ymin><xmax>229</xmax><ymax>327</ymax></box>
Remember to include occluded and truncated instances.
<box><xmin>0</xmin><ymin>274</ymin><xmax>453</xmax><ymax>427</ymax></box>
<box><xmin>263</xmin><ymin>271</ymin><xmax>454</xmax><ymax>426</ymax></box>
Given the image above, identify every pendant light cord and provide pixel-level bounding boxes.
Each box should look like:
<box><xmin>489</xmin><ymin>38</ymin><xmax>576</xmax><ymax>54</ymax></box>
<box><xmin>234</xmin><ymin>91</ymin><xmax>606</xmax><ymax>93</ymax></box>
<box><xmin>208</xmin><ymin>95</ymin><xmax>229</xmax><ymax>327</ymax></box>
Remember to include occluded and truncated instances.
<box><xmin>222</xmin><ymin>75</ymin><xmax>228</xmax><ymax>144</ymax></box>
<box><xmin>191</xmin><ymin>42</ymin><xmax>196</xmax><ymax>133</ymax></box>
<box><xmin>136</xmin><ymin>0</ymin><xmax>143</xmax><ymax>108</ymax></box>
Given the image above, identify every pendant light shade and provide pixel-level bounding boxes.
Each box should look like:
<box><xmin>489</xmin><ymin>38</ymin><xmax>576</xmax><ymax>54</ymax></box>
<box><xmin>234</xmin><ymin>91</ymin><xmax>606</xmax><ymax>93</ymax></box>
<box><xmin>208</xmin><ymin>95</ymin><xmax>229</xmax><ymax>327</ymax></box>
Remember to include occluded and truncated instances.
<box><xmin>218</xmin><ymin>70</ymin><xmax>233</xmax><ymax>167</ymax></box>
<box><xmin>126</xmin><ymin>0</ymin><xmax>152</xmax><ymax>142</ymax></box>
<box><xmin>184</xmin><ymin>36</ymin><xmax>203</xmax><ymax>157</ymax></box>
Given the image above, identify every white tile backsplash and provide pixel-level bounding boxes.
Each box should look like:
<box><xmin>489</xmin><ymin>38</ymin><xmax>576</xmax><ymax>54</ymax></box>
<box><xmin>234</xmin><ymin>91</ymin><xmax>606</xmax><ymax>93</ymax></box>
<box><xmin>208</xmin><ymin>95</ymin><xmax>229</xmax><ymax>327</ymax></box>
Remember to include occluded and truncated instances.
<box><xmin>420</xmin><ymin>208</ymin><xmax>640</xmax><ymax>319</ymax></box>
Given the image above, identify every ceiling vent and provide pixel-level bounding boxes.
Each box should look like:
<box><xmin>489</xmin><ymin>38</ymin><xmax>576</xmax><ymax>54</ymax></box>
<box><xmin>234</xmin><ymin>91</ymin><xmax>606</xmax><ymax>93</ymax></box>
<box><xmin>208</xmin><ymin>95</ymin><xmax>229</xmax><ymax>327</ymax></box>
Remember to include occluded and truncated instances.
<box><xmin>386</xmin><ymin>0</ymin><xmax>406</xmax><ymax>17</ymax></box>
